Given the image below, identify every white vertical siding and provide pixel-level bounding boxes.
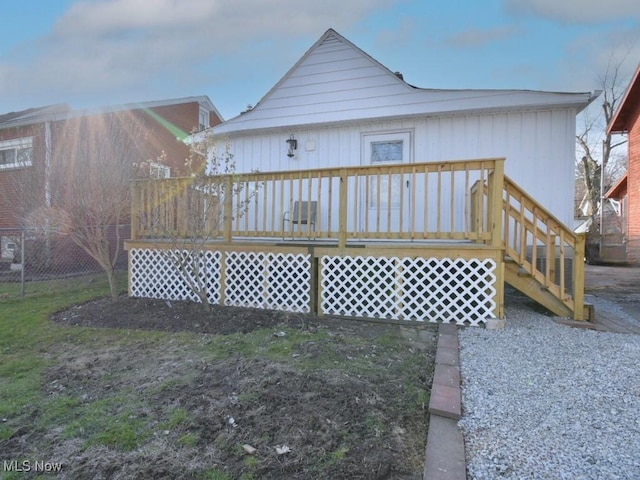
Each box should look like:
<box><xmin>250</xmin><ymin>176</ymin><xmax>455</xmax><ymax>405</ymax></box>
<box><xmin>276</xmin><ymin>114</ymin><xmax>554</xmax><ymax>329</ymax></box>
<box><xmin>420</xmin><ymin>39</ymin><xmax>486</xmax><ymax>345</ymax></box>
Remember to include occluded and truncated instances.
<box><xmin>223</xmin><ymin>108</ymin><xmax>578</xmax><ymax>226</ymax></box>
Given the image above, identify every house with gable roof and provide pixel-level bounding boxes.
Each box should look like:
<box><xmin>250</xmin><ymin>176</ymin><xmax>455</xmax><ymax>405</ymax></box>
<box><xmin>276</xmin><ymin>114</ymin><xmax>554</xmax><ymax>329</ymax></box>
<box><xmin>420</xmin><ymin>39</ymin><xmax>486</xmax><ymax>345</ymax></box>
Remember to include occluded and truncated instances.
<box><xmin>127</xmin><ymin>29</ymin><xmax>598</xmax><ymax>324</ymax></box>
<box><xmin>0</xmin><ymin>96</ymin><xmax>222</xmax><ymax>268</ymax></box>
<box><xmin>606</xmin><ymin>62</ymin><xmax>640</xmax><ymax>264</ymax></box>
<box><xmin>213</xmin><ymin>29</ymin><xmax>596</xmax><ymax>228</ymax></box>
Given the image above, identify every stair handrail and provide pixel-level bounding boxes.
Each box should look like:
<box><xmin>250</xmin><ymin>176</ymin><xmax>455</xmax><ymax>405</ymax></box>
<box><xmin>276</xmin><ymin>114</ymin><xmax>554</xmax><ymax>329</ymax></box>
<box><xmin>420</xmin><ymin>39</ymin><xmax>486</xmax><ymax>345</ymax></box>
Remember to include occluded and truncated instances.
<box><xmin>503</xmin><ymin>176</ymin><xmax>585</xmax><ymax>319</ymax></box>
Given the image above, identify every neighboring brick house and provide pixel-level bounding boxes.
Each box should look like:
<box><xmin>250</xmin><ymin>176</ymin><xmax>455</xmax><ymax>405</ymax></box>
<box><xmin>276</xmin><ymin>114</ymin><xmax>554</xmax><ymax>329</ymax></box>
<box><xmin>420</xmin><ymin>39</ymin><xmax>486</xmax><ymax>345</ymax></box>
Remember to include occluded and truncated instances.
<box><xmin>607</xmin><ymin>62</ymin><xmax>640</xmax><ymax>264</ymax></box>
<box><xmin>0</xmin><ymin>96</ymin><xmax>222</xmax><ymax>264</ymax></box>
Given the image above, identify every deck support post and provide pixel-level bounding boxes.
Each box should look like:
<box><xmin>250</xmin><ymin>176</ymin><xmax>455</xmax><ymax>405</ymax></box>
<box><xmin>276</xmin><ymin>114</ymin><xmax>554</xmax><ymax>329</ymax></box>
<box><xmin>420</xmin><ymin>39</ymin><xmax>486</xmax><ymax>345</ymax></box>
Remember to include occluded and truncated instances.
<box><xmin>494</xmin><ymin>258</ymin><xmax>505</xmax><ymax>319</ymax></box>
<box><xmin>309</xmin><ymin>252</ymin><xmax>319</xmax><ymax>315</ymax></box>
<box><xmin>572</xmin><ymin>233</ymin><xmax>586</xmax><ymax>320</ymax></box>
<box><xmin>487</xmin><ymin>159</ymin><xmax>505</xmax><ymax>319</ymax></box>
<box><xmin>487</xmin><ymin>159</ymin><xmax>504</xmax><ymax>249</ymax></box>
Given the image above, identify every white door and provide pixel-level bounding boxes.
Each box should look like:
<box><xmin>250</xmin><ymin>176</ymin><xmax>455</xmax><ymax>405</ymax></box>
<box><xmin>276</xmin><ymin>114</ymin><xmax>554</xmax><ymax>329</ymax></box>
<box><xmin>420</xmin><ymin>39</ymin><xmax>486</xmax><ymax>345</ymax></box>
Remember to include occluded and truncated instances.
<box><xmin>362</xmin><ymin>132</ymin><xmax>411</xmax><ymax>234</ymax></box>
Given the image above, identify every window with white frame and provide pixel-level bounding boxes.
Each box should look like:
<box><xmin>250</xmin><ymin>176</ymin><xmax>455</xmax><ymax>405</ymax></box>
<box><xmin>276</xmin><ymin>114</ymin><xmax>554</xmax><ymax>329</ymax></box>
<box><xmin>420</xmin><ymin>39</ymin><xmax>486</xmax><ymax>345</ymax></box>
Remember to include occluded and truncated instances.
<box><xmin>1</xmin><ymin>236</ymin><xmax>19</xmax><ymax>259</ymax></box>
<box><xmin>150</xmin><ymin>161</ymin><xmax>171</xmax><ymax>179</ymax></box>
<box><xmin>0</xmin><ymin>137</ymin><xmax>33</xmax><ymax>169</ymax></box>
<box><xmin>199</xmin><ymin>108</ymin><xmax>210</xmax><ymax>131</ymax></box>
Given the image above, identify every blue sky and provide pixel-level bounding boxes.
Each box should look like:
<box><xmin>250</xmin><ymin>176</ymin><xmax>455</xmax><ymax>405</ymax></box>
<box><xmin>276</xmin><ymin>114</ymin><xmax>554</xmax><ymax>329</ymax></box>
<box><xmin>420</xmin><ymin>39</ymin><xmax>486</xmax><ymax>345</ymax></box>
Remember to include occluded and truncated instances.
<box><xmin>0</xmin><ymin>0</ymin><xmax>639</xmax><ymax>121</ymax></box>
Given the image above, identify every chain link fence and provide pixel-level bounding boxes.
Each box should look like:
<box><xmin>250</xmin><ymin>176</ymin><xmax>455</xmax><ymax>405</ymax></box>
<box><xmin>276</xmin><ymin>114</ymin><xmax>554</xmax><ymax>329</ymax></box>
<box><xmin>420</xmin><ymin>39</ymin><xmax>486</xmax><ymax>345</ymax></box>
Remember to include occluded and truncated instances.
<box><xmin>0</xmin><ymin>225</ymin><xmax>129</xmax><ymax>300</ymax></box>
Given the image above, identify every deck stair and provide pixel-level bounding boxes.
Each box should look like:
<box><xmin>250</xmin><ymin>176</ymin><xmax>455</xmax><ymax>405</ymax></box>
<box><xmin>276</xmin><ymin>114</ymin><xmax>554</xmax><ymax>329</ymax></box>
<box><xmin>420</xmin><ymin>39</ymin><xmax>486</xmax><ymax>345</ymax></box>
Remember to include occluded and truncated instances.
<box><xmin>503</xmin><ymin>257</ymin><xmax>574</xmax><ymax>318</ymax></box>
<box><xmin>499</xmin><ymin>176</ymin><xmax>587</xmax><ymax>320</ymax></box>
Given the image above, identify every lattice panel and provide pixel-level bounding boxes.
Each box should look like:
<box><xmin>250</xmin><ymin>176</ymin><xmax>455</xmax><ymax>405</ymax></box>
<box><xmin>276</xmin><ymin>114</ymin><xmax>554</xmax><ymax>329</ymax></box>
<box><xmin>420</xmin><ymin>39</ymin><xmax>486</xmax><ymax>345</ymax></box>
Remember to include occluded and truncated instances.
<box><xmin>321</xmin><ymin>255</ymin><xmax>496</xmax><ymax>325</ymax></box>
<box><xmin>129</xmin><ymin>248</ymin><xmax>221</xmax><ymax>304</ymax></box>
<box><xmin>224</xmin><ymin>252</ymin><xmax>311</xmax><ymax>313</ymax></box>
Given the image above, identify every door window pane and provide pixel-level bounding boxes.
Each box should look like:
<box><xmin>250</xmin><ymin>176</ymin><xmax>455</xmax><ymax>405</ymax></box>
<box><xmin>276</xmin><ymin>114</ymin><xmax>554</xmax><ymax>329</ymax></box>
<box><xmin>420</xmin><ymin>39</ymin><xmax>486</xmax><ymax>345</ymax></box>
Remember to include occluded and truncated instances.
<box><xmin>370</xmin><ymin>140</ymin><xmax>403</xmax><ymax>208</ymax></box>
<box><xmin>371</xmin><ymin>140</ymin><xmax>403</xmax><ymax>163</ymax></box>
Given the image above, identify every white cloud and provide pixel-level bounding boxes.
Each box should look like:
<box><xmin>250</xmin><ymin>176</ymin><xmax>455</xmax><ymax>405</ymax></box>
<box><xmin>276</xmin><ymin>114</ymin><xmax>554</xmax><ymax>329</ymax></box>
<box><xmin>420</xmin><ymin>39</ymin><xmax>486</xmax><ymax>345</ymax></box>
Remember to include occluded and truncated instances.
<box><xmin>560</xmin><ymin>25</ymin><xmax>640</xmax><ymax>91</ymax></box>
<box><xmin>50</xmin><ymin>0</ymin><xmax>398</xmax><ymax>54</ymax></box>
<box><xmin>1</xmin><ymin>0</ymin><xmax>399</xmax><ymax>109</ymax></box>
<box><xmin>53</xmin><ymin>0</ymin><xmax>220</xmax><ymax>36</ymax></box>
<box><xmin>445</xmin><ymin>25</ymin><xmax>522</xmax><ymax>48</ymax></box>
<box><xmin>504</xmin><ymin>0</ymin><xmax>640</xmax><ymax>24</ymax></box>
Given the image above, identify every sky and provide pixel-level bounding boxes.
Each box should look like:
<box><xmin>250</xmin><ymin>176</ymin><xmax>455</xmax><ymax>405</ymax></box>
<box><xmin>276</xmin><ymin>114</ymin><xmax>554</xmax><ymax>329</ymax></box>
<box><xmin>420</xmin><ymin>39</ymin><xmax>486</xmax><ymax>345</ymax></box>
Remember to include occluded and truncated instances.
<box><xmin>1</xmin><ymin>0</ymin><xmax>639</xmax><ymax>122</ymax></box>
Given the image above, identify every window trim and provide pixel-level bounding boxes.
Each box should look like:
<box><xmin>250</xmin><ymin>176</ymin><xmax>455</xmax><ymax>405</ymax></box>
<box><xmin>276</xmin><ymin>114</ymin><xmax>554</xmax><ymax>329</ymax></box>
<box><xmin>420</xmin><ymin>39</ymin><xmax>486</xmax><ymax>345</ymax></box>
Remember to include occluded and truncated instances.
<box><xmin>150</xmin><ymin>161</ymin><xmax>171</xmax><ymax>179</ymax></box>
<box><xmin>199</xmin><ymin>108</ymin><xmax>210</xmax><ymax>131</ymax></box>
<box><xmin>1</xmin><ymin>236</ymin><xmax>19</xmax><ymax>260</ymax></box>
<box><xmin>362</xmin><ymin>131</ymin><xmax>412</xmax><ymax>210</ymax></box>
<box><xmin>0</xmin><ymin>137</ymin><xmax>33</xmax><ymax>170</ymax></box>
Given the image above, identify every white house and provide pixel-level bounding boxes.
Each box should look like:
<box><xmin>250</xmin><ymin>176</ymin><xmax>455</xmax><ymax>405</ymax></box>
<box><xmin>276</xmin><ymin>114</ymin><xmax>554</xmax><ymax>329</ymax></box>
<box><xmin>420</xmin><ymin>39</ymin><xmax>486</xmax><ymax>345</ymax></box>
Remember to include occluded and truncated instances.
<box><xmin>209</xmin><ymin>28</ymin><xmax>596</xmax><ymax>228</ymax></box>
<box><xmin>127</xmin><ymin>29</ymin><xmax>594</xmax><ymax>325</ymax></box>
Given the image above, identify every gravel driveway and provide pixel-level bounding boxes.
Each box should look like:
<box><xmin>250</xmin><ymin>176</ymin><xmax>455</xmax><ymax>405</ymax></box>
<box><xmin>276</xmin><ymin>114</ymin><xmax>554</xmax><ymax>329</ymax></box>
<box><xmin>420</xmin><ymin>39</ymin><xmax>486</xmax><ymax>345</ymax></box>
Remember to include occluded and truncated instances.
<box><xmin>458</xmin><ymin>265</ymin><xmax>640</xmax><ymax>480</ymax></box>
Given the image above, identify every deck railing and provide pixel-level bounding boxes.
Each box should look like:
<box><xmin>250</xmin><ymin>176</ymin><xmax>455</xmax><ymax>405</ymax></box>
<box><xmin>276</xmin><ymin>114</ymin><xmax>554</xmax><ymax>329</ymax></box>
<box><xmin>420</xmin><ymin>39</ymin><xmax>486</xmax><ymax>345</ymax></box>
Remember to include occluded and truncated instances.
<box><xmin>502</xmin><ymin>176</ymin><xmax>585</xmax><ymax>319</ymax></box>
<box><xmin>129</xmin><ymin>157</ymin><xmax>586</xmax><ymax>320</ymax></box>
<box><xmin>131</xmin><ymin>158</ymin><xmax>505</xmax><ymax>247</ymax></box>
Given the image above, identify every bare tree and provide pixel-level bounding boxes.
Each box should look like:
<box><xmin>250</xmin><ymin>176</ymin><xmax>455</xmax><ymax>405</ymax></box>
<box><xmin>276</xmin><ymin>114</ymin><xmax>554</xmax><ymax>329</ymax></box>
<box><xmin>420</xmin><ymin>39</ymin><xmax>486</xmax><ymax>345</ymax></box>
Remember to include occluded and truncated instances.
<box><xmin>42</xmin><ymin>114</ymin><xmax>147</xmax><ymax>301</ymax></box>
<box><xmin>141</xmin><ymin>133</ymin><xmax>259</xmax><ymax>311</ymax></box>
<box><xmin>576</xmin><ymin>54</ymin><xmax>629</xmax><ymax>222</ymax></box>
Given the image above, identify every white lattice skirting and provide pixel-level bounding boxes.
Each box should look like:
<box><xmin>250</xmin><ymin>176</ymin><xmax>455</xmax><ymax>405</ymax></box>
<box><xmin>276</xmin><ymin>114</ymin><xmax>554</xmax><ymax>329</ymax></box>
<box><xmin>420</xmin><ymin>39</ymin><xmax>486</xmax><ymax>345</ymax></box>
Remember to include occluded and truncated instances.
<box><xmin>130</xmin><ymin>248</ymin><xmax>496</xmax><ymax>324</ymax></box>
<box><xmin>129</xmin><ymin>248</ymin><xmax>311</xmax><ymax>313</ymax></box>
<box><xmin>130</xmin><ymin>248</ymin><xmax>222</xmax><ymax>304</ymax></box>
<box><xmin>320</xmin><ymin>256</ymin><xmax>497</xmax><ymax>325</ymax></box>
<box><xmin>224</xmin><ymin>251</ymin><xmax>310</xmax><ymax>312</ymax></box>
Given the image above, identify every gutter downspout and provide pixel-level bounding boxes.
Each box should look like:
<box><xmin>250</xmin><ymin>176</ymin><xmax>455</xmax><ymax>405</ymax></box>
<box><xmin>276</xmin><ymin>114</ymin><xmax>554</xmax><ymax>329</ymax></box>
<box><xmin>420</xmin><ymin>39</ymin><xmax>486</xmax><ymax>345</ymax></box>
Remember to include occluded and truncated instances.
<box><xmin>44</xmin><ymin>120</ymin><xmax>53</xmax><ymax>269</ymax></box>
<box><xmin>45</xmin><ymin>120</ymin><xmax>52</xmax><ymax>208</ymax></box>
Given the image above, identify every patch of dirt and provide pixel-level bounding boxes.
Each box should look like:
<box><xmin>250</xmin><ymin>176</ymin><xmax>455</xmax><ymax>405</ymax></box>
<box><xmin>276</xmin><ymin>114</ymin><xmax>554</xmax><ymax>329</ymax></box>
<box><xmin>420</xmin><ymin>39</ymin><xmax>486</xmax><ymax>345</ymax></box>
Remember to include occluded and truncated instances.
<box><xmin>52</xmin><ymin>294</ymin><xmax>308</xmax><ymax>335</ymax></box>
<box><xmin>584</xmin><ymin>264</ymin><xmax>640</xmax><ymax>324</ymax></box>
<box><xmin>5</xmin><ymin>295</ymin><xmax>436</xmax><ymax>479</ymax></box>
<box><xmin>585</xmin><ymin>265</ymin><xmax>640</xmax><ymax>301</ymax></box>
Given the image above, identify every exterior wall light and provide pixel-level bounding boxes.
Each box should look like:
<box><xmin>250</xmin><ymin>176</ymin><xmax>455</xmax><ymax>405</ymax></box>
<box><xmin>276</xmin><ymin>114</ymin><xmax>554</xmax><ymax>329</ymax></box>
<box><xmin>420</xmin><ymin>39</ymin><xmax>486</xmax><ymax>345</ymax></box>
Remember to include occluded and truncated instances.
<box><xmin>286</xmin><ymin>135</ymin><xmax>297</xmax><ymax>158</ymax></box>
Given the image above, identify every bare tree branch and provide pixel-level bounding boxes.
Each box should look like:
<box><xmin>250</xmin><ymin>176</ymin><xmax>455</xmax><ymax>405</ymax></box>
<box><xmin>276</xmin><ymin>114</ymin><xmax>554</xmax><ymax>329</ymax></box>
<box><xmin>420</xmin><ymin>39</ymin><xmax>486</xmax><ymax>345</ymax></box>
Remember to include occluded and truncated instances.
<box><xmin>46</xmin><ymin>114</ymin><xmax>148</xmax><ymax>301</ymax></box>
<box><xmin>140</xmin><ymin>133</ymin><xmax>261</xmax><ymax>311</ymax></box>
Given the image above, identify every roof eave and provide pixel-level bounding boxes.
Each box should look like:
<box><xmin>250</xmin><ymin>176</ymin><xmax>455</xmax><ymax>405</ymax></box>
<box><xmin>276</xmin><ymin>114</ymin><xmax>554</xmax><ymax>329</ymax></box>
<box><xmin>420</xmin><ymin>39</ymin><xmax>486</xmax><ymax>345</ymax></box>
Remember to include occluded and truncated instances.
<box><xmin>66</xmin><ymin>96</ymin><xmax>221</xmax><ymax>119</ymax></box>
<box><xmin>210</xmin><ymin>94</ymin><xmax>595</xmax><ymax>137</ymax></box>
<box><xmin>608</xmin><ymin>63</ymin><xmax>640</xmax><ymax>134</ymax></box>
<box><xmin>604</xmin><ymin>172</ymin><xmax>628</xmax><ymax>199</ymax></box>
<box><xmin>0</xmin><ymin>104</ymin><xmax>71</xmax><ymax>129</ymax></box>
<box><xmin>1</xmin><ymin>97</ymin><xmax>224</xmax><ymax>130</ymax></box>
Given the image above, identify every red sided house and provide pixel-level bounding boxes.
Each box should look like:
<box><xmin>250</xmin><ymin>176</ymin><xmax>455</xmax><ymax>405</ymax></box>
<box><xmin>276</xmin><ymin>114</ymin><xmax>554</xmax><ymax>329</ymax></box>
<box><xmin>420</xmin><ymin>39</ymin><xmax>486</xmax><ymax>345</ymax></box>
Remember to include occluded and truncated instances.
<box><xmin>607</xmin><ymin>62</ymin><xmax>640</xmax><ymax>264</ymax></box>
<box><xmin>0</xmin><ymin>96</ymin><xmax>222</xmax><ymax>269</ymax></box>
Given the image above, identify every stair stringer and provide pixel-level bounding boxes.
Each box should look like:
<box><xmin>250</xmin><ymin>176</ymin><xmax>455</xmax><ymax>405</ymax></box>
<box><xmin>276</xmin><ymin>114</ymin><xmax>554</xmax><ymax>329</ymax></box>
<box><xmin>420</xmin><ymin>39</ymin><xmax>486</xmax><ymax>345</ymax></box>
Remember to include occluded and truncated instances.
<box><xmin>503</xmin><ymin>260</ymin><xmax>573</xmax><ymax>318</ymax></box>
<box><xmin>500</xmin><ymin>176</ymin><xmax>587</xmax><ymax>320</ymax></box>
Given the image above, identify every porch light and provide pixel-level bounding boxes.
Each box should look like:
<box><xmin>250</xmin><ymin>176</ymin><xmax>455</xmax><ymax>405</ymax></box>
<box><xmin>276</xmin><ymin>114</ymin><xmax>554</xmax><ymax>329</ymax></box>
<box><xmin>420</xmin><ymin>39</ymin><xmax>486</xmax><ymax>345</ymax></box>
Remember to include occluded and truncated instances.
<box><xmin>286</xmin><ymin>135</ymin><xmax>297</xmax><ymax>158</ymax></box>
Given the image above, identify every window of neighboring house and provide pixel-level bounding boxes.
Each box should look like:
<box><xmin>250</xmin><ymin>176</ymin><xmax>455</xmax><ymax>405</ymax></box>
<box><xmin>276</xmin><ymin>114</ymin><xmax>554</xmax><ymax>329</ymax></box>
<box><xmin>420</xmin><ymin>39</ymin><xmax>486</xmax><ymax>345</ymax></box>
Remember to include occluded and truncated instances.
<box><xmin>199</xmin><ymin>108</ymin><xmax>210</xmax><ymax>131</ymax></box>
<box><xmin>1</xmin><ymin>236</ymin><xmax>18</xmax><ymax>260</ymax></box>
<box><xmin>0</xmin><ymin>137</ymin><xmax>33</xmax><ymax>169</ymax></box>
<box><xmin>150</xmin><ymin>162</ymin><xmax>171</xmax><ymax>179</ymax></box>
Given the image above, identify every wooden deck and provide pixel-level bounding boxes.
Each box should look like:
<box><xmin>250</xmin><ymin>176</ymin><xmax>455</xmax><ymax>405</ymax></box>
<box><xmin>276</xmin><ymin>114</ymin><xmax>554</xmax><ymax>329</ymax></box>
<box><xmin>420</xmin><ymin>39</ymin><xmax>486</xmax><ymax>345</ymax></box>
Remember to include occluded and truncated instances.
<box><xmin>125</xmin><ymin>158</ymin><xmax>588</xmax><ymax>323</ymax></box>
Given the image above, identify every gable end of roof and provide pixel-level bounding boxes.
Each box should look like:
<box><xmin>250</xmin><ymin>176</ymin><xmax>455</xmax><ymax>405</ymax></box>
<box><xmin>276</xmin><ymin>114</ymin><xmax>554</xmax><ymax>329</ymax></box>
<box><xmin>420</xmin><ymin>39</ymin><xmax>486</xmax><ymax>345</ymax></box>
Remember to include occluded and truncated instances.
<box><xmin>608</xmin><ymin>62</ymin><xmax>640</xmax><ymax>134</ymax></box>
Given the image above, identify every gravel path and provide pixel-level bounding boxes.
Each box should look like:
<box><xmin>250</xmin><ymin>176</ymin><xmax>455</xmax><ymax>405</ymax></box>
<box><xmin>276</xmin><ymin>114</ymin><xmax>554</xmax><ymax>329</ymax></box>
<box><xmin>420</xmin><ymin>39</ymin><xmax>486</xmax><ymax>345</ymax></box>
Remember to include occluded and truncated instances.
<box><xmin>458</xmin><ymin>303</ymin><xmax>640</xmax><ymax>480</ymax></box>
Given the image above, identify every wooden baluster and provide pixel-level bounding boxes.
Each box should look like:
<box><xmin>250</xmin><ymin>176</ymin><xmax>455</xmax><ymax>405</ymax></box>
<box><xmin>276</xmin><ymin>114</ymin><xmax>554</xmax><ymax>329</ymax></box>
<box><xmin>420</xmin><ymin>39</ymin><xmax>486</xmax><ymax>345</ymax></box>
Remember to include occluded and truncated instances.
<box><xmin>339</xmin><ymin>168</ymin><xmax>348</xmax><ymax>248</ymax></box>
